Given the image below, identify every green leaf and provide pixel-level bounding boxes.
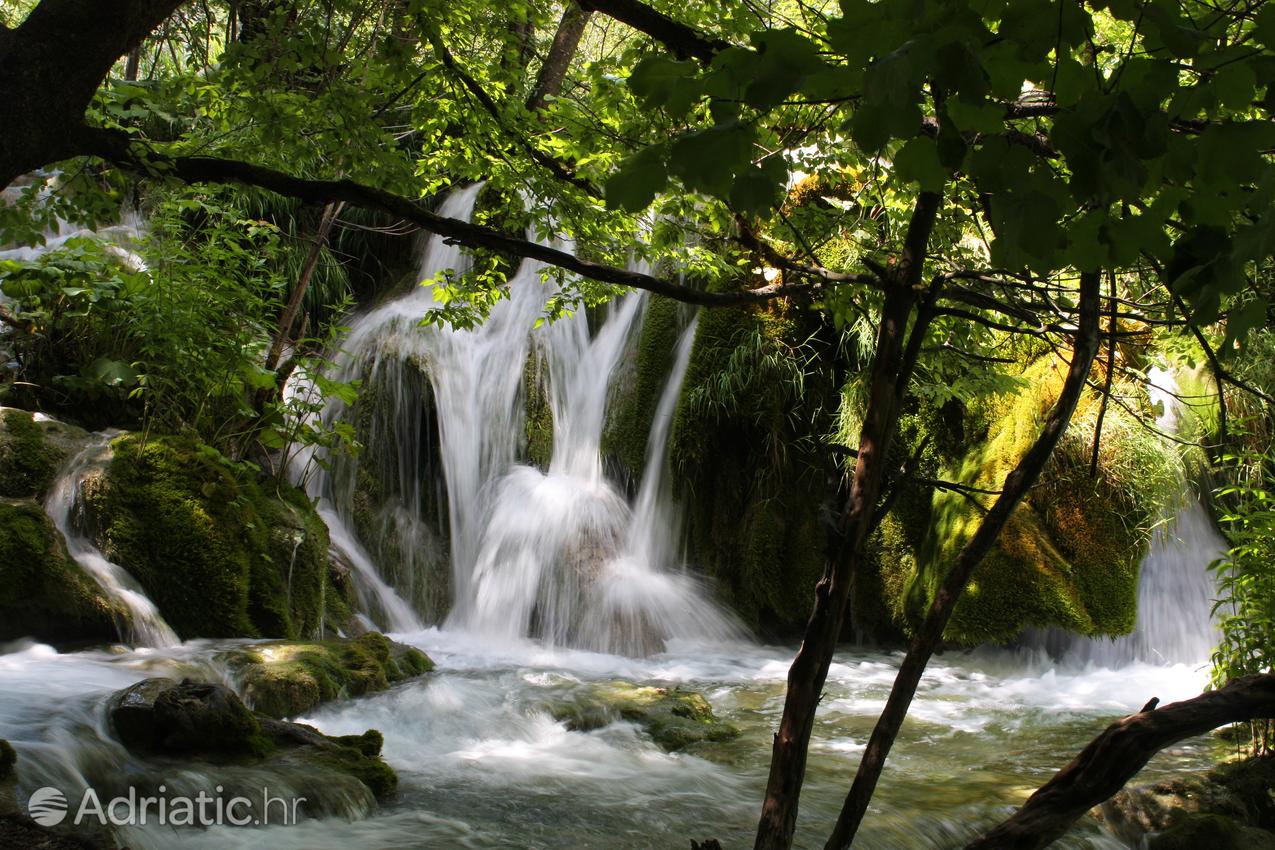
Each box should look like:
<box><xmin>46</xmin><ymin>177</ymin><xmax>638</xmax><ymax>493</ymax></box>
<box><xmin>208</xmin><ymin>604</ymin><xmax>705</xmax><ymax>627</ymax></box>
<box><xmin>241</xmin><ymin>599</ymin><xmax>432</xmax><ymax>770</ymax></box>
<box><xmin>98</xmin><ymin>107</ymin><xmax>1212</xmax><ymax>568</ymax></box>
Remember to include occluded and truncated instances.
<box><xmin>893</xmin><ymin>137</ymin><xmax>947</xmax><ymax>191</ymax></box>
<box><xmin>605</xmin><ymin>144</ymin><xmax>669</xmax><ymax>212</ymax></box>
<box><xmin>87</xmin><ymin>357</ymin><xmax>139</xmax><ymax>389</ymax></box>
<box><xmin>1224</xmin><ymin>298</ymin><xmax>1268</xmax><ymax>352</ymax></box>
<box><xmin>668</xmin><ymin>122</ymin><xmax>755</xmax><ymax>197</ymax></box>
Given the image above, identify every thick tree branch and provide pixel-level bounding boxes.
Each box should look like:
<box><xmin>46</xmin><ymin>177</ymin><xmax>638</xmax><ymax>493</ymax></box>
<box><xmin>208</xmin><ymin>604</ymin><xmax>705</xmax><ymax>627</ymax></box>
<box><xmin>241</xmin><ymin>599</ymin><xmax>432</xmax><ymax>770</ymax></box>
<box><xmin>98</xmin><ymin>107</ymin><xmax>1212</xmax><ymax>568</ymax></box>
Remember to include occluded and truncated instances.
<box><xmin>577</xmin><ymin>0</ymin><xmax>727</xmax><ymax>61</ymax></box>
<box><xmin>965</xmin><ymin>673</ymin><xmax>1275</xmax><ymax>850</ymax></box>
<box><xmin>527</xmin><ymin>2</ymin><xmax>592</xmax><ymax>110</ymax></box>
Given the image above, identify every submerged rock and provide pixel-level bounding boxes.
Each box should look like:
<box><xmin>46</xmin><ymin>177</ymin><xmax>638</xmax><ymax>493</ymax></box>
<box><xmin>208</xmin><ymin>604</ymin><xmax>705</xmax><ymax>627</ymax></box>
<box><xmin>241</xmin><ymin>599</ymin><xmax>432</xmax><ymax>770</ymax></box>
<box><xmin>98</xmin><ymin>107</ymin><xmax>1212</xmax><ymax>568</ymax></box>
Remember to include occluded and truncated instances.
<box><xmin>222</xmin><ymin>632</ymin><xmax>433</xmax><ymax>719</ymax></box>
<box><xmin>549</xmin><ymin>681</ymin><xmax>739</xmax><ymax>751</ymax></box>
<box><xmin>1099</xmin><ymin>756</ymin><xmax>1275</xmax><ymax>848</ymax></box>
<box><xmin>0</xmin><ymin>499</ymin><xmax>125</xmax><ymax>644</ymax></box>
<box><xmin>107</xmin><ymin>677</ymin><xmax>399</xmax><ymax>801</ymax></box>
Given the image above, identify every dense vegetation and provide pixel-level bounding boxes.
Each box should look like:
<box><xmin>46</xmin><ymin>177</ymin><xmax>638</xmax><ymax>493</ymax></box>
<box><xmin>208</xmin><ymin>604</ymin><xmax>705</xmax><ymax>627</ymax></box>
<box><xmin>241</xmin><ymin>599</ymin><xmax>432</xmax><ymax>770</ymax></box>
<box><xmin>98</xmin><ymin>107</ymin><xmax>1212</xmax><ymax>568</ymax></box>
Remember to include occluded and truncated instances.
<box><xmin>1</xmin><ymin>0</ymin><xmax>1274</xmax><ymax>848</ymax></box>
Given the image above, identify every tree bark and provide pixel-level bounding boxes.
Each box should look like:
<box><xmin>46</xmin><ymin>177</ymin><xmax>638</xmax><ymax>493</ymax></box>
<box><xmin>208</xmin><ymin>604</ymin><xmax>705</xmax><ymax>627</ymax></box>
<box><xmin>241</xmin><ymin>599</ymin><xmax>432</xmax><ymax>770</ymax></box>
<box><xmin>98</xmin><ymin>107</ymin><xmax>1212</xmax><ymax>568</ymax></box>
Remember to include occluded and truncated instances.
<box><xmin>753</xmin><ymin>191</ymin><xmax>944</xmax><ymax>850</ymax></box>
<box><xmin>577</xmin><ymin>0</ymin><xmax>725</xmax><ymax>61</ymax></box>
<box><xmin>822</xmin><ymin>270</ymin><xmax>1104</xmax><ymax>850</ymax></box>
<box><xmin>965</xmin><ymin>672</ymin><xmax>1275</xmax><ymax>850</ymax></box>
<box><xmin>0</xmin><ymin>0</ymin><xmax>183</xmax><ymax>187</ymax></box>
<box><xmin>264</xmin><ymin>200</ymin><xmax>343</xmax><ymax>373</ymax></box>
<box><xmin>526</xmin><ymin>3</ymin><xmax>592</xmax><ymax>110</ymax></box>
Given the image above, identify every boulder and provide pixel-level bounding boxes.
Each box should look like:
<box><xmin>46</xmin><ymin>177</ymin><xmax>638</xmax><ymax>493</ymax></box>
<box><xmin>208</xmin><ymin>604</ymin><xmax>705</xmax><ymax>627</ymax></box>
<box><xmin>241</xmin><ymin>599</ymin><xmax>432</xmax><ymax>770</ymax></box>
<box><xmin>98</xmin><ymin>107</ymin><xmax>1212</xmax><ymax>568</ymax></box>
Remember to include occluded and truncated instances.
<box><xmin>549</xmin><ymin>681</ymin><xmax>739</xmax><ymax>751</ymax></box>
<box><xmin>221</xmin><ymin>632</ymin><xmax>433</xmax><ymax>719</ymax></box>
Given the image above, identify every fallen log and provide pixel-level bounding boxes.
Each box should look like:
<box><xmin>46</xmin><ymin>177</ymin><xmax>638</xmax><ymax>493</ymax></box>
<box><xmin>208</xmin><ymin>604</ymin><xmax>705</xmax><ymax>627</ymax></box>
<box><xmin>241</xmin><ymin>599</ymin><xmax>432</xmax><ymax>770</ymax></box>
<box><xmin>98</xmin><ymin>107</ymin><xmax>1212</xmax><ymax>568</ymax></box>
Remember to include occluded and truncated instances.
<box><xmin>965</xmin><ymin>672</ymin><xmax>1275</xmax><ymax>850</ymax></box>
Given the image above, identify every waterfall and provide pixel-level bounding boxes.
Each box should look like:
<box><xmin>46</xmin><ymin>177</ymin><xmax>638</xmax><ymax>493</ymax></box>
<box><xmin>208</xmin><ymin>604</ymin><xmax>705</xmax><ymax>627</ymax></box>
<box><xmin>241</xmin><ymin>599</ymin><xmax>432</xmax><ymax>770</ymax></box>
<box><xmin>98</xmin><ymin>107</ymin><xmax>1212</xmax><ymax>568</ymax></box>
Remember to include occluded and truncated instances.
<box><xmin>43</xmin><ymin>436</ymin><xmax>179</xmax><ymax>648</ymax></box>
<box><xmin>1031</xmin><ymin>366</ymin><xmax>1224</xmax><ymax>666</ymax></box>
<box><xmin>299</xmin><ymin>185</ymin><xmax>738</xmax><ymax>653</ymax></box>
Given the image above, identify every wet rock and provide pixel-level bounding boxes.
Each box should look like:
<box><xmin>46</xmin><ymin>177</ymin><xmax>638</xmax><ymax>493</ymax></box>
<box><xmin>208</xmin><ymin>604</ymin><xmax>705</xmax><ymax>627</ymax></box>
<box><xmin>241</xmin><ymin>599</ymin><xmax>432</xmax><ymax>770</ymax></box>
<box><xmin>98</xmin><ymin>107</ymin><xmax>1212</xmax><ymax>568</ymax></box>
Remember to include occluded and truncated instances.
<box><xmin>549</xmin><ymin>681</ymin><xmax>739</xmax><ymax>751</ymax></box>
<box><xmin>222</xmin><ymin>632</ymin><xmax>433</xmax><ymax>719</ymax></box>
<box><xmin>106</xmin><ymin>677</ymin><xmax>399</xmax><ymax>800</ymax></box>
<box><xmin>1099</xmin><ymin>756</ymin><xmax>1275</xmax><ymax>847</ymax></box>
<box><xmin>0</xmin><ymin>408</ymin><xmax>66</xmax><ymax>499</ymax></box>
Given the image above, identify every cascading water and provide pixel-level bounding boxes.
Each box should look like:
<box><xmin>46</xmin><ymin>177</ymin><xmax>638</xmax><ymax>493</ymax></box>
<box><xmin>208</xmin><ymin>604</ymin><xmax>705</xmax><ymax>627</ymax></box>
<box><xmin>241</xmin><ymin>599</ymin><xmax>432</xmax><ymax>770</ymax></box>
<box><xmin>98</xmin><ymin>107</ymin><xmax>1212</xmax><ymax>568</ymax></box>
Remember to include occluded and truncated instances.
<box><xmin>1028</xmin><ymin>366</ymin><xmax>1224</xmax><ymax>666</ymax></box>
<box><xmin>43</xmin><ymin>434</ymin><xmax>179</xmax><ymax>648</ymax></box>
<box><xmin>298</xmin><ymin>185</ymin><xmax>738</xmax><ymax>653</ymax></box>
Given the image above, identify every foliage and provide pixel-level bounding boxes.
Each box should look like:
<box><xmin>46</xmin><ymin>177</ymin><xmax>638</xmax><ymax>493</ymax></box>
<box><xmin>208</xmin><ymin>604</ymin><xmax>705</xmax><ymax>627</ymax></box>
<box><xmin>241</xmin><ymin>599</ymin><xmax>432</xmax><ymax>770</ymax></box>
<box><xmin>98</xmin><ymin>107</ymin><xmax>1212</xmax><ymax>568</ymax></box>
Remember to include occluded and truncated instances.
<box><xmin>1211</xmin><ymin>451</ymin><xmax>1275</xmax><ymax>755</ymax></box>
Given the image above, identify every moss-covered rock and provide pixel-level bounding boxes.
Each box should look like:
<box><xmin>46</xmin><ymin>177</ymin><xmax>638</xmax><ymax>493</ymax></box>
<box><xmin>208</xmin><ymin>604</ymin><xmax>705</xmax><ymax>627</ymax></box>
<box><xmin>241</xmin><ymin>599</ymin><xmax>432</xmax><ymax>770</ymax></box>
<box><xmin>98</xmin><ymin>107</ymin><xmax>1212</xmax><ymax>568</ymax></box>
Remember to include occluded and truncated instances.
<box><xmin>549</xmin><ymin>681</ymin><xmax>739</xmax><ymax>751</ymax></box>
<box><xmin>524</xmin><ymin>349</ymin><xmax>554</xmax><ymax>471</ymax></box>
<box><xmin>666</xmin><ymin>296</ymin><xmax>839</xmax><ymax>637</ymax></box>
<box><xmin>223</xmin><ymin>632</ymin><xmax>433</xmax><ymax>719</ymax></box>
<box><xmin>601</xmin><ymin>296</ymin><xmax>683</xmax><ymax>484</ymax></box>
<box><xmin>1101</xmin><ymin>757</ymin><xmax>1275</xmax><ymax>848</ymax></box>
<box><xmin>0</xmin><ymin>408</ymin><xmax>64</xmax><ymax>498</ymax></box>
<box><xmin>107</xmin><ymin>677</ymin><xmax>399</xmax><ymax>800</ymax></box>
<box><xmin>894</xmin><ymin>356</ymin><xmax>1180</xmax><ymax>644</ymax></box>
<box><xmin>0</xmin><ymin>498</ymin><xmax>125</xmax><ymax>644</ymax></box>
<box><xmin>83</xmin><ymin>434</ymin><xmax>336</xmax><ymax>639</ymax></box>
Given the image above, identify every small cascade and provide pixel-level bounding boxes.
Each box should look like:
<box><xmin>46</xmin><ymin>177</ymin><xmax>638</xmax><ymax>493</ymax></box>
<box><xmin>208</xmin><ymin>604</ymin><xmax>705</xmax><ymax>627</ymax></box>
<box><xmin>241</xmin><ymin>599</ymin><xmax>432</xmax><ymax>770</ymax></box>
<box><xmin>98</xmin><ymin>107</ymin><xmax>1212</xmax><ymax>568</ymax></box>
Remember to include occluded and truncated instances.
<box><xmin>1030</xmin><ymin>366</ymin><xmax>1224</xmax><ymax>666</ymax></box>
<box><xmin>43</xmin><ymin>436</ymin><xmax>179</xmax><ymax>648</ymax></box>
<box><xmin>301</xmin><ymin>185</ymin><xmax>739</xmax><ymax>653</ymax></box>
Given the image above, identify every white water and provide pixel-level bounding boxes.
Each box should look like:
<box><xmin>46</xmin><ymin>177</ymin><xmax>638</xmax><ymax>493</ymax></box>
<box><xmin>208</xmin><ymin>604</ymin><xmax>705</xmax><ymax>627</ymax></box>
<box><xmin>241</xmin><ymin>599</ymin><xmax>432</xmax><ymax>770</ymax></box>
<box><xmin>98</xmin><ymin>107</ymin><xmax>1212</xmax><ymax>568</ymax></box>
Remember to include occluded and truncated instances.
<box><xmin>297</xmin><ymin>186</ymin><xmax>738</xmax><ymax>654</ymax></box>
<box><xmin>1029</xmin><ymin>367</ymin><xmax>1224</xmax><ymax>666</ymax></box>
<box><xmin>0</xmin><ymin>635</ymin><xmax>1219</xmax><ymax>850</ymax></box>
<box><xmin>43</xmin><ymin>436</ymin><xmax>179</xmax><ymax>648</ymax></box>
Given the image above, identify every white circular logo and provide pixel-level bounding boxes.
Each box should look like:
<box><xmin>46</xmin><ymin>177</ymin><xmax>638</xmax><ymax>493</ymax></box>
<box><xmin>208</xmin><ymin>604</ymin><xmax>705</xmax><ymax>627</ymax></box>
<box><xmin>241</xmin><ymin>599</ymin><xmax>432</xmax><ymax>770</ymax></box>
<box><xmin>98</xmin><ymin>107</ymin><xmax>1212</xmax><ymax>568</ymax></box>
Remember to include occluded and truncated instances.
<box><xmin>27</xmin><ymin>786</ymin><xmax>68</xmax><ymax>827</ymax></box>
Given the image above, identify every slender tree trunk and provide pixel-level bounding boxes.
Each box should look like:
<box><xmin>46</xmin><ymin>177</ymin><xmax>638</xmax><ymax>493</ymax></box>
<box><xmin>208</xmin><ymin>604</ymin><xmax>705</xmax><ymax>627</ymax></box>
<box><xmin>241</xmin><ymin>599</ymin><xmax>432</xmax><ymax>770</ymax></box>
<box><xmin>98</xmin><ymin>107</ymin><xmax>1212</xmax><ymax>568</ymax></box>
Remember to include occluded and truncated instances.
<box><xmin>264</xmin><ymin>200</ymin><xmax>342</xmax><ymax>373</ymax></box>
<box><xmin>966</xmin><ymin>672</ymin><xmax>1275</xmax><ymax>850</ymax></box>
<box><xmin>526</xmin><ymin>2</ymin><xmax>592</xmax><ymax>110</ymax></box>
<box><xmin>124</xmin><ymin>47</ymin><xmax>141</xmax><ymax>80</ymax></box>
<box><xmin>822</xmin><ymin>270</ymin><xmax>1104</xmax><ymax>850</ymax></box>
<box><xmin>753</xmin><ymin>190</ymin><xmax>944</xmax><ymax>850</ymax></box>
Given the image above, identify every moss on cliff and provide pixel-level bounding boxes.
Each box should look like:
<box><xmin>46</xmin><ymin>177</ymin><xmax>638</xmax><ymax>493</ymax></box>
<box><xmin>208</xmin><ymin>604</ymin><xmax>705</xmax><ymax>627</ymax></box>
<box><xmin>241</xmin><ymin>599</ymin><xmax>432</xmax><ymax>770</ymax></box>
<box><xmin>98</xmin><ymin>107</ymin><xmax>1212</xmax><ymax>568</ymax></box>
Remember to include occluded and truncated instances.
<box><xmin>86</xmin><ymin>434</ymin><xmax>335</xmax><ymax>639</ymax></box>
<box><xmin>0</xmin><ymin>498</ymin><xmax>125</xmax><ymax>643</ymax></box>
<box><xmin>668</xmin><ymin>296</ymin><xmax>839</xmax><ymax>636</ymax></box>
<box><xmin>895</xmin><ymin>356</ymin><xmax>1180</xmax><ymax>644</ymax></box>
<box><xmin>0</xmin><ymin>409</ymin><xmax>64</xmax><ymax>498</ymax></box>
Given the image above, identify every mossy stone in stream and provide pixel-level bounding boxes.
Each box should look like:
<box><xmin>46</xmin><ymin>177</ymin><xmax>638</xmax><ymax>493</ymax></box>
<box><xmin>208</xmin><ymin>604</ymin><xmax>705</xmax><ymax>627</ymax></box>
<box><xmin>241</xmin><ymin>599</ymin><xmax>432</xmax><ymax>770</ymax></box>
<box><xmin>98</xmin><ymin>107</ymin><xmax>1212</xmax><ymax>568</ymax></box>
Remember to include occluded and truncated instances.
<box><xmin>550</xmin><ymin>681</ymin><xmax>739</xmax><ymax>751</ymax></box>
<box><xmin>1149</xmin><ymin>811</ymin><xmax>1275</xmax><ymax>850</ymax></box>
<box><xmin>225</xmin><ymin>632</ymin><xmax>434</xmax><ymax>719</ymax></box>
<box><xmin>0</xmin><ymin>408</ymin><xmax>64</xmax><ymax>498</ymax></box>
<box><xmin>84</xmin><ymin>434</ymin><xmax>335</xmax><ymax>640</ymax></box>
<box><xmin>0</xmin><ymin>498</ymin><xmax>124</xmax><ymax>644</ymax></box>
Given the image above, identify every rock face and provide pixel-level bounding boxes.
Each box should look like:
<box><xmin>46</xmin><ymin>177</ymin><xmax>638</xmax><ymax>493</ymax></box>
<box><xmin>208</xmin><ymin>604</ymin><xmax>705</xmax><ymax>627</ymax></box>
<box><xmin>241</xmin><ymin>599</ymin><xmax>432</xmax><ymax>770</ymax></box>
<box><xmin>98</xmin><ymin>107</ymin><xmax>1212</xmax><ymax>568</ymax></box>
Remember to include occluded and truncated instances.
<box><xmin>107</xmin><ymin>677</ymin><xmax>399</xmax><ymax>800</ymax></box>
<box><xmin>0</xmin><ymin>408</ymin><xmax>68</xmax><ymax>499</ymax></box>
<box><xmin>82</xmin><ymin>434</ymin><xmax>346</xmax><ymax>640</ymax></box>
<box><xmin>0</xmin><ymin>499</ymin><xmax>125</xmax><ymax>645</ymax></box>
<box><xmin>1099</xmin><ymin>756</ymin><xmax>1275</xmax><ymax>849</ymax></box>
<box><xmin>222</xmin><ymin>633</ymin><xmax>434</xmax><ymax>719</ymax></box>
<box><xmin>548</xmin><ymin>681</ymin><xmax>739</xmax><ymax>751</ymax></box>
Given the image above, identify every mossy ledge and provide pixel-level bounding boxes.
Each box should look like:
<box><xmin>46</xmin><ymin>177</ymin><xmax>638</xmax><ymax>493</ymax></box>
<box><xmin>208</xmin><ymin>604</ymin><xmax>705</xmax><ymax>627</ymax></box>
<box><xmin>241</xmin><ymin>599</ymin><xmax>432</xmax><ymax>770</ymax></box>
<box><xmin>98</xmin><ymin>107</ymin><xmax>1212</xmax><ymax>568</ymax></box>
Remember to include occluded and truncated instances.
<box><xmin>222</xmin><ymin>632</ymin><xmax>434</xmax><ymax>719</ymax></box>
<box><xmin>0</xmin><ymin>408</ymin><xmax>65</xmax><ymax>498</ymax></box>
<box><xmin>83</xmin><ymin>434</ymin><xmax>339</xmax><ymax>640</ymax></box>
<box><xmin>548</xmin><ymin>681</ymin><xmax>739</xmax><ymax>751</ymax></box>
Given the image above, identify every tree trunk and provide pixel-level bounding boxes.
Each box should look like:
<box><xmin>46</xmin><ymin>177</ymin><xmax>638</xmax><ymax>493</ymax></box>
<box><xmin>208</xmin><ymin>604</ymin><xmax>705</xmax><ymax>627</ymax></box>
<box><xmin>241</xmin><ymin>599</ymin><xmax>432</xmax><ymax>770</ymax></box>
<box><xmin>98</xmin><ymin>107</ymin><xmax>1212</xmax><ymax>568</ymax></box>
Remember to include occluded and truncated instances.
<box><xmin>965</xmin><ymin>672</ymin><xmax>1275</xmax><ymax>850</ymax></box>
<box><xmin>264</xmin><ymin>200</ymin><xmax>342</xmax><ymax>374</ymax></box>
<box><xmin>822</xmin><ymin>270</ymin><xmax>1104</xmax><ymax>850</ymax></box>
<box><xmin>526</xmin><ymin>2</ymin><xmax>592</xmax><ymax>110</ymax></box>
<box><xmin>753</xmin><ymin>191</ymin><xmax>944</xmax><ymax>850</ymax></box>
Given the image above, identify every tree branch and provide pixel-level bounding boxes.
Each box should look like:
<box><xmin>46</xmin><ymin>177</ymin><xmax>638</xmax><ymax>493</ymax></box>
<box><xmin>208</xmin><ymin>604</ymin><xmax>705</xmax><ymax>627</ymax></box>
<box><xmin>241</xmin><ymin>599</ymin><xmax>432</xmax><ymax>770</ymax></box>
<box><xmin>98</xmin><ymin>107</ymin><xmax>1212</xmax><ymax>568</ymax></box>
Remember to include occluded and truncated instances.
<box><xmin>576</xmin><ymin>0</ymin><xmax>727</xmax><ymax>61</ymax></box>
<box><xmin>965</xmin><ymin>673</ymin><xmax>1275</xmax><ymax>850</ymax></box>
<box><xmin>83</xmin><ymin>130</ymin><xmax>822</xmax><ymax>308</ymax></box>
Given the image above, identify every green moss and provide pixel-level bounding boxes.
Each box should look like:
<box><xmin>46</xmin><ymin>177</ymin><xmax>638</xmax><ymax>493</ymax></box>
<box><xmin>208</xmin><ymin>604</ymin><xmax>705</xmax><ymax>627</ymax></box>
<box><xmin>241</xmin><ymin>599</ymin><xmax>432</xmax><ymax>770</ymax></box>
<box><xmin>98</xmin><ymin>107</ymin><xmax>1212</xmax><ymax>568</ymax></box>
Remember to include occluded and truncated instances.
<box><xmin>0</xmin><ymin>498</ymin><xmax>124</xmax><ymax>643</ymax></box>
<box><xmin>524</xmin><ymin>350</ymin><xmax>554</xmax><ymax>470</ymax></box>
<box><xmin>601</xmin><ymin>296</ymin><xmax>682</xmax><ymax>482</ymax></box>
<box><xmin>667</xmin><ymin>297</ymin><xmax>838</xmax><ymax>636</ymax></box>
<box><xmin>227</xmin><ymin>632</ymin><xmax>433</xmax><ymax>719</ymax></box>
<box><xmin>549</xmin><ymin>681</ymin><xmax>739</xmax><ymax>751</ymax></box>
<box><xmin>0</xmin><ymin>409</ymin><xmax>64</xmax><ymax>498</ymax></box>
<box><xmin>898</xmin><ymin>356</ymin><xmax>1181</xmax><ymax>644</ymax></box>
<box><xmin>1149</xmin><ymin>811</ymin><xmax>1275</xmax><ymax>850</ymax></box>
<box><xmin>308</xmin><ymin>739</ymin><xmax>398</xmax><ymax>798</ymax></box>
<box><xmin>86</xmin><ymin>434</ymin><xmax>333</xmax><ymax>639</ymax></box>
